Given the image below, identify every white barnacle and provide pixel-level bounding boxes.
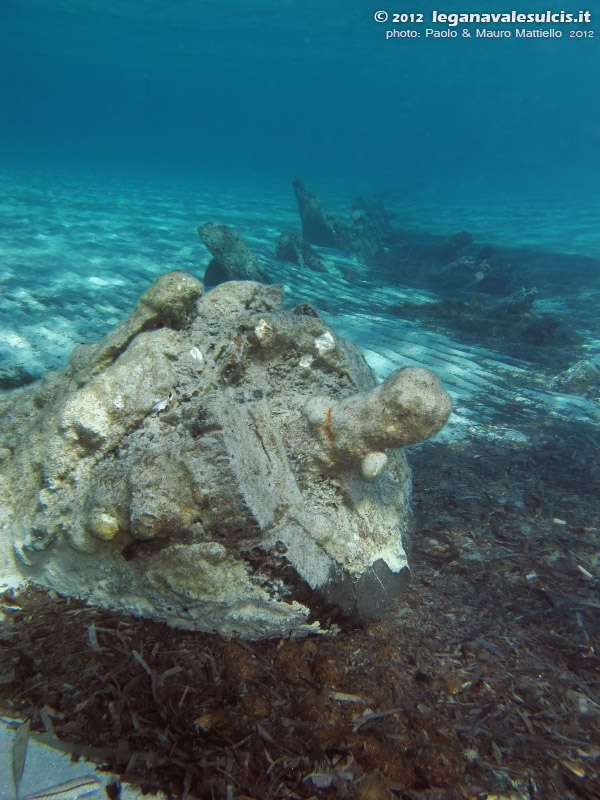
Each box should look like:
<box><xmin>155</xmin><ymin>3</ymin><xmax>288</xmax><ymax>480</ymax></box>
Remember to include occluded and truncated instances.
<box><xmin>113</xmin><ymin>393</ymin><xmax>124</xmax><ymax>410</ymax></box>
<box><xmin>254</xmin><ymin>318</ymin><xmax>272</xmax><ymax>341</ymax></box>
<box><xmin>299</xmin><ymin>354</ymin><xmax>314</xmax><ymax>369</ymax></box>
<box><xmin>90</xmin><ymin>510</ymin><xmax>120</xmax><ymax>541</ymax></box>
<box><xmin>361</xmin><ymin>451</ymin><xmax>388</xmax><ymax>480</ymax></box>
<box><xmin>152</xmin><ymin>391</ymin><xmax>174</xmax><ymax>413</ymax></box>
<box><xmin>152</xmin><ymin>397</ymin><xmax>169</xmax><ymax>413</ymax></box>
<box><xmin>314</xmin><ymin>331</ymin><xmax>335</xmax><ymax>353</ymax></box>
<box><xmin>189</xmin><ymin>346</ymin><xmax>203</xmax><ymax>362</ymax></box>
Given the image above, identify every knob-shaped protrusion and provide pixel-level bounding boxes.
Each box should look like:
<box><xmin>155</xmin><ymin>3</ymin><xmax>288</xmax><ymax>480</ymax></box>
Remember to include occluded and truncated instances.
<box><xmin>304</xmin><ymin>367</ymin><xmax>452</xmax><ymax>477</ymax></box>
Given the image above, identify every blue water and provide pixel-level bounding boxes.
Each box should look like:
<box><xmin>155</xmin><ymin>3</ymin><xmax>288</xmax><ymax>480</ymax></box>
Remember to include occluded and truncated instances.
<box><xmin>1</xmin><ymin>0</ymin><xmax>598</xmax><ymax>199</ymax></box>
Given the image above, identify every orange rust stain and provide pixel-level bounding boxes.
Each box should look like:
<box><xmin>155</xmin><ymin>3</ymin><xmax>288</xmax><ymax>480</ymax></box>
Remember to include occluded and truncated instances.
<box><xmin>325</xmin><ymin>406</ymin><xmax>335</xmax><ymax>444</ymax></box>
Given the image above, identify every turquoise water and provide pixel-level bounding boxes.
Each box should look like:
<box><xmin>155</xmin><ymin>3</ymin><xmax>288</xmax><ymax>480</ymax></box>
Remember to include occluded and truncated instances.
<box><xmin>1</xmin><ymin>0</ymin><xmax>598</xmax><ymax>196</ymax></box>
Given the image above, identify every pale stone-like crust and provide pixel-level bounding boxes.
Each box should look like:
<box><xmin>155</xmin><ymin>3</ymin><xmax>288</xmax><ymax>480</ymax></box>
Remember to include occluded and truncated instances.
<box><xmin>0</xmin><ymin>273</ymin><xmax>451</xmax><ymax>638</ymax></box>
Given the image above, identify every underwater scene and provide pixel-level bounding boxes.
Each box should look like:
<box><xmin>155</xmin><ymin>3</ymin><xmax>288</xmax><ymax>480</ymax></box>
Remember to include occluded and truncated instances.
<box><xmin>0</xmin><ymin>0</ymin><xmax>599</xmax><ymax>798</ymax></box>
